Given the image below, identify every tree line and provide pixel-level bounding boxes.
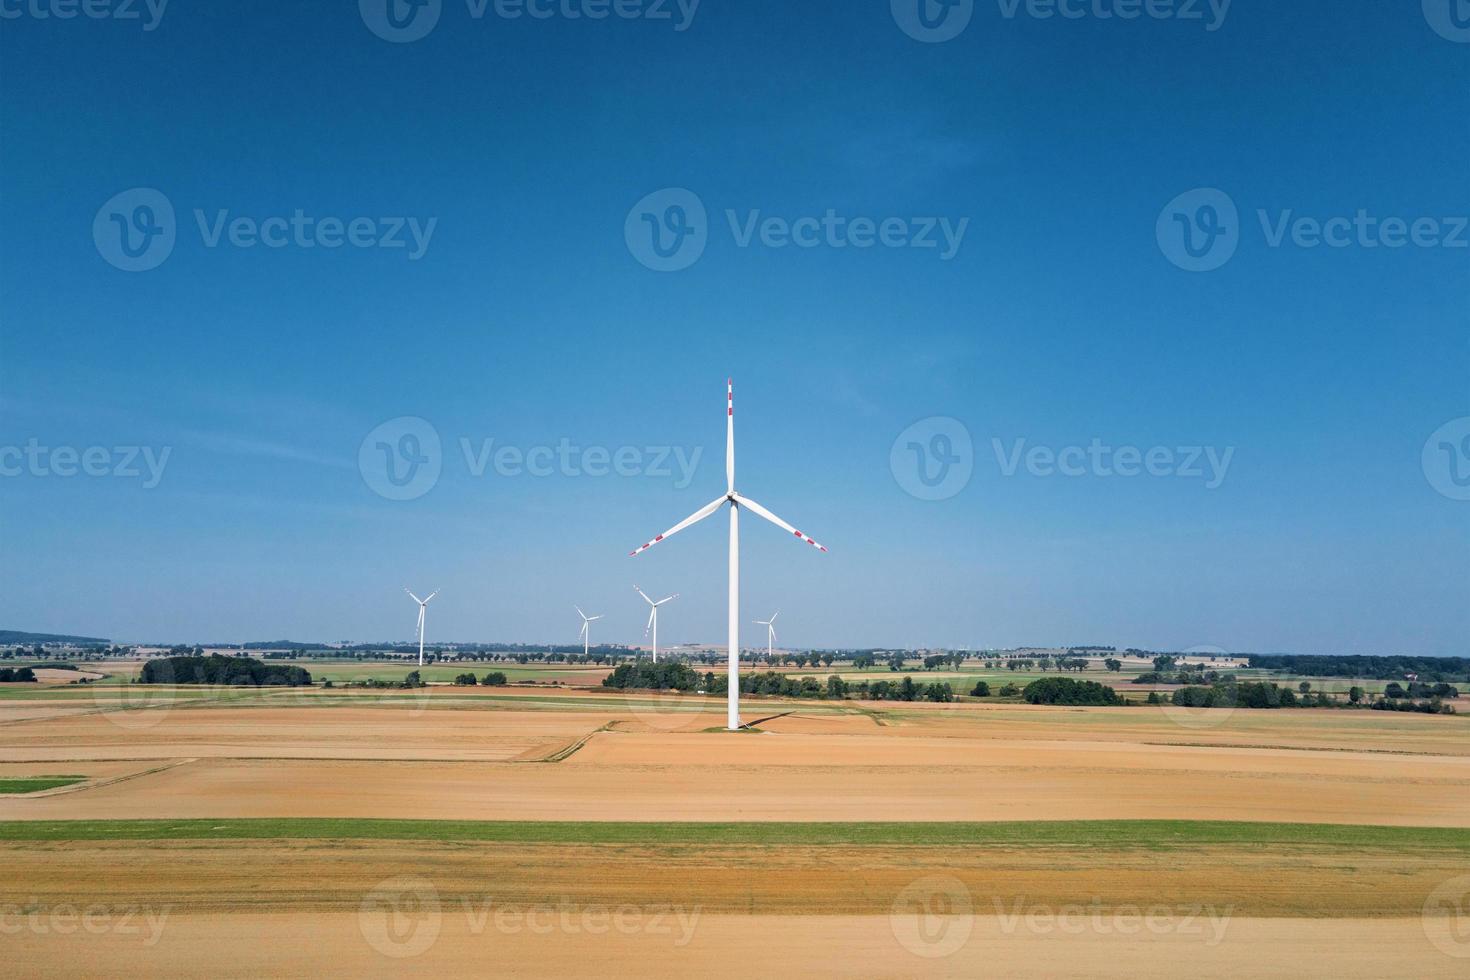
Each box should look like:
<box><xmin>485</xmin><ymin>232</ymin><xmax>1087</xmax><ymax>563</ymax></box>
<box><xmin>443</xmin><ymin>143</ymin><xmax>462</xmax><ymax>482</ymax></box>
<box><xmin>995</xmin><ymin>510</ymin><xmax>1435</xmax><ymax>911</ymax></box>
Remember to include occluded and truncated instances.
<box><xmin>138</xmin><ymin>655</ymin><xmax>312</xmax><ymax>687</ymax></box>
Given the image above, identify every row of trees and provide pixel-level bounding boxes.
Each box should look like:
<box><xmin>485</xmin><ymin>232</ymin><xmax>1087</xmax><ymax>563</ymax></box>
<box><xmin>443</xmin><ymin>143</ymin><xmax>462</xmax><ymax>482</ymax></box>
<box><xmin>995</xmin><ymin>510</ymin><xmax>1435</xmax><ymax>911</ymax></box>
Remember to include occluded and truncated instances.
<box><xmin>1247</xmin><ymin>655</ymin><xmax>1470</xmax><ymax>682</ymax></box>
<box><xmin>139</xmin><ymin>655</ymin><xmax>312</xmax><ymax>687</ymax></box>
<box><xmin>1165</xmin><ymin>679</ymin><xmax>1459</xmax><ymax>713</ymax></box>
<box><xmin>600</xmin><ymin>663</ymin><xmax>957</xmax><ymax>703</ymax></box>
<box><xmin>0</xmin><ymin>667</ymin><xmax>37</xmax><ymax>682</ymax></box>
<box><xmin>1021</xmin><ymin>677</ymin><xmax>1123</xmax><ymax>706</ymax></box>
<box><xmin>1004</xmin><ymin>657</ymin><xmax>1092</xmax><ymax>672</ymax></box>
<box><xmin>452</xmin><ymin>672</ymin><xmax>508</xmax><ymax>687</ymax></box>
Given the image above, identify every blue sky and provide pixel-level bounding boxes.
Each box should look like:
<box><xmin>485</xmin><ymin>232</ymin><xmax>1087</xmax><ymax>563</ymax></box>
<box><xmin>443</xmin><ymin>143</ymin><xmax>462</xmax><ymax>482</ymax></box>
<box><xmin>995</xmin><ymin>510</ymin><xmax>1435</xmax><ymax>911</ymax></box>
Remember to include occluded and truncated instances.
<box><xmin>1</xmin><ymin>1</ymin><xmax>1466</xmax><ymax>653</ymax></box>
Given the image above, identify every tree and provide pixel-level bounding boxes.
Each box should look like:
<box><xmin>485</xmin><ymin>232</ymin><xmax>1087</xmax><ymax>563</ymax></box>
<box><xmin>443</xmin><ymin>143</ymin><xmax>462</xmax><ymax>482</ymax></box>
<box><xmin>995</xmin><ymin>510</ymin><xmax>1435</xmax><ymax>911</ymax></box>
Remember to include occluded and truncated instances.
<box><xmin>482</xmin><ymin>672</ymin><xmax>508</xmax><ymax>686</ymax></box>
<box><xmin>970</xmin><ymin>680</ymin><xmax>991</xmax><ymax>697</ymax></box>
<box><xmin>1021</xmin><ymin>677</ymin><xmax>1122</xmax><ymax>706</ymax></box>
<box><xmin>1298</xmin><ymin>681</ymin><xmax>1311</xmax><ymax>695</ymax></box>
<box><xmin>1348</xmin><ymin>686</ymin><xmax>1364</xmax><ymax>704</ymax></box>
<box><xmin>453</xmin><ymin>673</ymin><xmax>478</xmax><ymax>686</ymax></box>
<box><xmin>1152</xmin><ymin>655</ymin><xmax>1177</xmax><ymax>672</ymax></box>
<box><xmin>826</xmin><ymin>675</ymin><xmax>848</xmax><ymax>699</ymax></box>
<box><xmin>1103</xmin><ymin>658</ymin><xmax>1122</xmax><ymax>672</ymax></box>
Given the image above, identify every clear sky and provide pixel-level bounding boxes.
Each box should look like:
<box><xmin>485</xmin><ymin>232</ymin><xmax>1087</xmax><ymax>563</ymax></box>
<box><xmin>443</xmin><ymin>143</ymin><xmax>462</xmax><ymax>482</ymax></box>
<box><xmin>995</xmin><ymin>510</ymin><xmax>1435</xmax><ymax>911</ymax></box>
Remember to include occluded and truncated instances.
<box><xmin>1</xmin><ymin>1</ymin><xmax>1466</xmax><ymax>654</ymax></box>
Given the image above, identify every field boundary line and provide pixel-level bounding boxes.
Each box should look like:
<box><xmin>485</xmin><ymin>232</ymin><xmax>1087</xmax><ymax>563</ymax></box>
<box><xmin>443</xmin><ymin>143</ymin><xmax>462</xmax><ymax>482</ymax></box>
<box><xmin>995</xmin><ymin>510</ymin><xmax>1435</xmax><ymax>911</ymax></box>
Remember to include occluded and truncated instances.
<box><xmin>13</xmin><ymin>758</ymin><xmax>198</xmax><ymax>799</ymax></box>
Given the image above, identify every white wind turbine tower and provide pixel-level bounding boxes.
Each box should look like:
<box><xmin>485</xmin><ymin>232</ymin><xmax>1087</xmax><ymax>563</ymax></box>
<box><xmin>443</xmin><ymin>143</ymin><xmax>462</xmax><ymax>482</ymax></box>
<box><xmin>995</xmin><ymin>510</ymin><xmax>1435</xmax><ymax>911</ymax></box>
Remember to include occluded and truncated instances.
<box><xmin>634</xmin><ymin>587</ymin><xmax>678</xmax><ymax>662</ymax></box>
<box><xmin>753</xmin><ymin>611</ymin><xmax>779</xmax><ymax>662</ymax></box>
<box><xmin>404</xmin><ymin>588</ymin><xmax>439</xmax><ymax>667</ymax></box>
<box><xmin>630</xmin><ymin>379</ymin><xmax>827</xmax><ymax>730</ymax></box>
<box><xmin>575</xmin><ymin>606</ymin><xmax>603</xmax><ymax>658</ymax></box>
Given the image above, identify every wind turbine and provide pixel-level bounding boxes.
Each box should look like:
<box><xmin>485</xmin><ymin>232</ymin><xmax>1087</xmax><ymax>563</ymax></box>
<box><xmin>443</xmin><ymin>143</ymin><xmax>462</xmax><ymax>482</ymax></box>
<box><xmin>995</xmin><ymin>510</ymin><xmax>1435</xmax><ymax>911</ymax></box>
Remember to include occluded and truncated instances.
<box><xmin>753</xmin><ymin>611</ymin><xmax>779</xmax><ymax>662</ymax></box>
<box><xmin>575</xmin><ymin>605</ymin><xmax>603</xmax><ymax>658</ymax></box>
<box><xmin>404</xmin><ymin>588</ymin><xmax>439</xmax><ymax>667</ymax></box>
<box><xmin>635</xmin><ymin>587</ymin><xmax>678</xmax><ymax>662</ymax></box>
<box><xmin>630</xmin><ymin>379</ymin><xmax>827</xmax><ymax>730</ymax></box>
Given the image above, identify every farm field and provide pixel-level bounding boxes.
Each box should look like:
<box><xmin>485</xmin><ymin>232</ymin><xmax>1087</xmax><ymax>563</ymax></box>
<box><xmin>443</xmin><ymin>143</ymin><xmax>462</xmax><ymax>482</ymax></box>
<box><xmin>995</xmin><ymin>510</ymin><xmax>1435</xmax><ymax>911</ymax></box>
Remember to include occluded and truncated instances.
<box><xmin>2</xmin><ymin>682</ymin><xmax>1468</xmax><ymax>975</ymax></box>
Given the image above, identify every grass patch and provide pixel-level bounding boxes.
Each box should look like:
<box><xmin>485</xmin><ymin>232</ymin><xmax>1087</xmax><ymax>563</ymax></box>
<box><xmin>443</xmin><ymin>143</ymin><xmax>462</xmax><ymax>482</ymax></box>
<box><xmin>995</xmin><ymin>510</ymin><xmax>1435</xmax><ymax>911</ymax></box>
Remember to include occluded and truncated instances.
<box><xmin>0</xmin><ymin>777</ymin><xmax>87</xmax><ymax>794</ymax></box>
<box><xmin>1</xmin><ymin>819</ymin><xmax>1467</xmax><ymax>850</ymax></box>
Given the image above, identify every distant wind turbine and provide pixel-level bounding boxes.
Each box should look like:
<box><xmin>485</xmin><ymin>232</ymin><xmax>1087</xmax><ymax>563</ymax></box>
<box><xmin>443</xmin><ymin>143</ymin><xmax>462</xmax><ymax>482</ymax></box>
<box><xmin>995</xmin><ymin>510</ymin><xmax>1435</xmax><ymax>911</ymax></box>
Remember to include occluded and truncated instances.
<box><xmin>575</xmin><ymin>605</ymin><xmax>603</xmax><ymax>658</ymax></box>
<box><xmin>629</xmin><ymin>379</ymin><xmax>827</xmax><ymax>730</ymax></box>
<box><xmin>753</xmin><ymin>611</ymin><xmax>779</xmax><ymax>661</ymax></box>
<box><xmin>634</xmin><ymin>587</ymin><xmax>678</xmax><ymax>662</ymax></box>
<box><xmin>404</xmin><ymin>588</ymin><xmax>439</xmax><ymax>667</ymax></box>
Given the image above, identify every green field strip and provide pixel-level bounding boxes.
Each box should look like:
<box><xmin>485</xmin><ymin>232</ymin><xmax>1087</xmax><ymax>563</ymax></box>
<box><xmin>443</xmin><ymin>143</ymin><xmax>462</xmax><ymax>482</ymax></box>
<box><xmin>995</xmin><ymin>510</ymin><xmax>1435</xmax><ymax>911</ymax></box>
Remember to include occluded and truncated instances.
<box><xmin>2</xmin><ymin>819</ymin><xmax>1468</xmax><ymax>850</ymax></box>
<box><xmin>0</xmin><ymin>777</ymin><xmax>87</xmax><ymax>794</ymax></box>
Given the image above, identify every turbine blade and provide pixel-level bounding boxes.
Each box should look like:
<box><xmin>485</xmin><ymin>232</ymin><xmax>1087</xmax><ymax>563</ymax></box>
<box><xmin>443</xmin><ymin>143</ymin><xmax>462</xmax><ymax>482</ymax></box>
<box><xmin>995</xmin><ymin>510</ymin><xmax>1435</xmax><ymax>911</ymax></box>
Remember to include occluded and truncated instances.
<box><xmin>629</xmin><ymin>494</ymin><xmax>727</xmax><ymax>557</ymax></box>
<box><xmin>645</xmin><ymin>606</ymin><xmax>656</xmax><ymax>635</ymax></box>
<box><xmin>656</xmin><ymin>593</ymin><xmax>678</xmax><ymax>606</ymax></box>
<box><xmin>726</xmin><ymin>377</ymin><xmax>734</xmax><ymax>494</ymax></box>
<box><xmin>731</xmin><ymin>493</ymin><xmax>827</xmax><ymax>553</ymax></box>
<box><xmin>424</xmin><ymin>590</ymin><xmax>439</xmax><ymax>603</ymax></box>
<box><xmin>575</xmin><ymin>605</ymin><xmax>587</xmax><ymax>621</ymax></box>
<box><xmin>634</xmin><ymin>586</ymin><xmax>655</xmax><ymax>605</ymax></box>
<box><xmin>589</xmin><ymin>615</ymin><xmax>603</xmax><ymax>622</ymax></box>
<box><xmin>406</xmin><ymin>589</ymin><xmax>423</xmax><ymax>604</ymax></box>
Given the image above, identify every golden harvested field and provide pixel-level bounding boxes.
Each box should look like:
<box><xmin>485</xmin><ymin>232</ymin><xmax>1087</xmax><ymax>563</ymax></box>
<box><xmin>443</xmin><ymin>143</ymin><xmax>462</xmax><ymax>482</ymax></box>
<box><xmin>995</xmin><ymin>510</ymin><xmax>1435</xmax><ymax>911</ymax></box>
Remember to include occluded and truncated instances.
<box><xmin>2</xmin><ymin>685</ymin><xmax>1468</xmax><ymax>976</ymax></box>
<box><xmin>7</xmin><ymin>913</ymin><xmax>1469</xmax><ymax>980</ymax></box>
<box><xmin>4</xmin><ymin>837</ymin><xmax>1465</xmax><ymax>917</ymax></box>
<box><xmin>2</xmin><ymin>701</ymin><xmax>1466</xmax><ymax>825</ymax></box>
